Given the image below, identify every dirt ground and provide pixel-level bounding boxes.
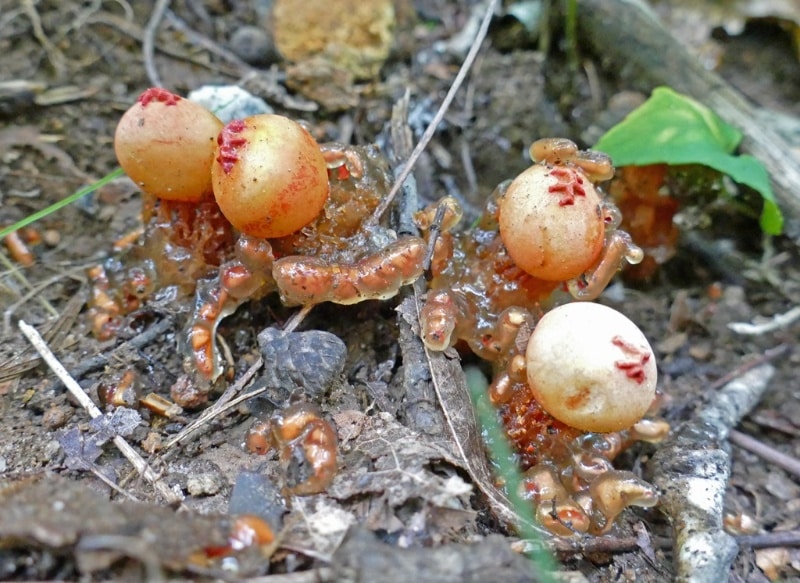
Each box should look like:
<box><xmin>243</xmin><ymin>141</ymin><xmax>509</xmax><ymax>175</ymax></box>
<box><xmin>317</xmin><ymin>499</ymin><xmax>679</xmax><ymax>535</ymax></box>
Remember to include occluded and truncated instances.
<box><xmin>1</xmin><ymin>0</ymin><xmax>799</xmax><ymax>581</ymax></box>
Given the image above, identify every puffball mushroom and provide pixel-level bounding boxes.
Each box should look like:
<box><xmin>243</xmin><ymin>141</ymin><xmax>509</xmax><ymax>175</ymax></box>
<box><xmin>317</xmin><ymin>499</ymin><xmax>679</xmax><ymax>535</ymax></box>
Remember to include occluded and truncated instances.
<box><xmin>114</xmin><ymin>88</ymin><xmax>223</xmax><ymax>202</ymax></box>
<box><xmin>211</xmin><ymin>114</ymin><xmax>329</xmax><ymax>239</ymax></box>
<box><xmin>525</xmin><ymin>302</ymin><xmax>657</xmax><ymax>433</ymax></box>
<box><xmin>498</xmin><ymin>163</ymin><xmax>605</xmax><ymax>281</ymax></box>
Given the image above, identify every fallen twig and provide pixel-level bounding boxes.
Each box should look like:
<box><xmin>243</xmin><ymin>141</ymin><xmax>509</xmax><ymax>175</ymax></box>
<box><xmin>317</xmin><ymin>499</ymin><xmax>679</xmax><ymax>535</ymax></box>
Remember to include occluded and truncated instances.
<box><xmin>142</xmin><ymin>0</ymin><xmax>170</xmax><ymax>87</ymax></box>
<box><xmin>513</xmin><ymin>528</ymin><xmax>800</xmax><ymax>555</ymax></box>
<box><xmin>283</xmin><ymin>304</ymin><xmax>314</xmax><ymax>334</ymax></box>
<box><xmin>22</xmin><ymin>0</ymin><xmax>67</xmax><ymax>75</ymax></box>
<box><xmin>84</xmin><ymin>12</ymin><xmax>241</xmax><ymax>77</ymax></box>
<box><xmin>0</xmin><ymin>291</ymin><xmax>84</xmax><ymax>383</ymax></box>
<box><xmin>737</xmin><ymin>530</ymin><xmax>800</xmax><ymax>550</ymax></box>
<box><xmin>729</xmin><ymin>429</ymin><xmax>800</xmax><ymax>481</ymax></box>
<box><xmin>18</xmin><ymin>320</ymin><xmax>181</xmax><ymax>505</ymax></box>
<box><xmin>651</xmin><ymin>363</ymin><xmax>776</xmax><ymax>583</ymax></box>
<box><xmin>3</xmin><ymin>265</ymin><xmax>87</xmax><ymax>334</ymax></box>
<box><xmin>707</xmin><ymin>343</ymin><xmax>790</xmax><ymax>392</ymax></box>
<box><xmin>368</xmin><ymin>0</ymin><xmax>499</xmax><ymax>226</ymax></box>
<box><xmin>728</xmin><ymin>306</ymin><xmax>800</xmax><ymax>336</ymax></box>
<box><xmin>0</xmin><ymin>245</ymin><xmax>59</xmax><ymax>320</ymax></box>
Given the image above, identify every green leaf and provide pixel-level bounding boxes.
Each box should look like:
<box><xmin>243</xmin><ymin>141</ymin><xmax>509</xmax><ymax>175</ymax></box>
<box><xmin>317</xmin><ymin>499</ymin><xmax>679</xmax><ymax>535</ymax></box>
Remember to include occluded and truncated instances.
<box><xmin>594</xmin><ymin>86</ymin><xmax>783</xmax><ymax>235</ymax></box>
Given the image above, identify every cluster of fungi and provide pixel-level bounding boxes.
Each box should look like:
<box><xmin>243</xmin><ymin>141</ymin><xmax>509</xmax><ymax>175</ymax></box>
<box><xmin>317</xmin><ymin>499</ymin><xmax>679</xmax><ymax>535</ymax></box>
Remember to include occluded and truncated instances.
<box><xmin>91</xmin><ymin>88</ymin><xmax>668</xmax><ymax>538</ymax></box>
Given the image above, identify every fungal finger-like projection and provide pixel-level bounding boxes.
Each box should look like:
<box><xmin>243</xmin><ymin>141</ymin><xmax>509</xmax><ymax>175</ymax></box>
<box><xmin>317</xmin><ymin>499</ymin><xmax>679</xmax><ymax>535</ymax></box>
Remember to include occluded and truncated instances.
<box><xmin>273</xmin><ymin>236</ymin><xmax>427</xmax><ymax>306</ymax></box>
<box><xmin>586</xmin><ymin>470</ymin><xmax>658</xmax><ymax>535</ymax></box>
<box><xmin>246</xmin><ymin>403</ymin><xmax>338</xmax><ymax>496</ymax></box>
<box><xmin>529</xmin><ymin>137</ymin><xmax>614</xmax><ymax>182</ymax></box>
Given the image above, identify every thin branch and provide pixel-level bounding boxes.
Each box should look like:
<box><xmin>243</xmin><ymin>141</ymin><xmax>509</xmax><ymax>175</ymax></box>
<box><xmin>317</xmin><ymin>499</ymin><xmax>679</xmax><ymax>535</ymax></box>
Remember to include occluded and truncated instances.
<box><xmin>368</xmin><ymin>0</ymin><xmax>499</xmax><ymax>226</ymax></box>
<box><xmin>22</xmin><ymin>0</ymin><xmax>68</xmax><ymax>75</ymax></box>
<box><xmin>161</xmin><ymin>356</ymin><xmax>264</xmax><ymax>451</ymax></box>
<box><xmin>0</xmin><ymin>249</ymin><xmax>59</xmax><ymax>319</ymax></box>
<box><xmin>19</xmin><ymin>320</ymin><xmax>181</xmax><ymax>505</ymax></box>
<box><xmin>283</xmin><ymin>304</ymin><xmax>314</xmax><ymax>334</ymax></box>
<box><xmin>2</xmin><ymin>265</ymin><xmax>87</xmax><ymax>334</ymax></box>
<box><xmin>652</xmin><ymin>363</ymin><xmax>776</xmax><ymax>583</ymax></box>
<box><xmin>142</xmin><ymin>0</ymin><xmax>170</xmax><ymax>87</ymax></box>
<box><xmin>514</xmin><ymin>529</ymin><xmax>800</xmax><ymax>555</ymax></box>
<box><xmin>728</xmin><ymin>306</ymin><xmax>800</xmax><ymax>336</ymax></box>
<box><xmin>708</xmin><ymin>343</ymin><xmax>790</xmax><ymax>392</ymax></box>
<box><xmin>729</xmin><ymin>429</ymin><xmax>800</xmax><ymax>480</ymax></box>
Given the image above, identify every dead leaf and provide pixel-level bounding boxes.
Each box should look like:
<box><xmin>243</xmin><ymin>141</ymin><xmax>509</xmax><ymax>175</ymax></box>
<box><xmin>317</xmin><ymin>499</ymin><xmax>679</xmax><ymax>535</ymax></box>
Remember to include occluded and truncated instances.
<box><xmin>397</xmin><ymin>292</ymin><xmax>549</xmax><ymax>538</ymax></box>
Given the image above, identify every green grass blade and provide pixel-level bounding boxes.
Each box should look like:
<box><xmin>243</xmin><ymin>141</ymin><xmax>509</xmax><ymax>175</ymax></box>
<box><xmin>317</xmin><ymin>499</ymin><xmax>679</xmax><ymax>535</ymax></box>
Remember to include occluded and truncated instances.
<box><xmin>0</xmin><ymin>168</ymin><xmax>125</xmax><ymax>240</ymax></box>
<box><xmin>464</xmin><ymin>365</ymin><xmax>559</xmax><ymax>581</ymax></box>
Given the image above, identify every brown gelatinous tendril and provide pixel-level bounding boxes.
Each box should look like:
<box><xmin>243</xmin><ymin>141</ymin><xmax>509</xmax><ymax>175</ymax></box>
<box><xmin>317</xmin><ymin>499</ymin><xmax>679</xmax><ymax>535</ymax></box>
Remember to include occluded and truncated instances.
<box><xmin>246</xmin><ymin>402</ymin><xmax>338</xmax><ymax>496</ymax></box>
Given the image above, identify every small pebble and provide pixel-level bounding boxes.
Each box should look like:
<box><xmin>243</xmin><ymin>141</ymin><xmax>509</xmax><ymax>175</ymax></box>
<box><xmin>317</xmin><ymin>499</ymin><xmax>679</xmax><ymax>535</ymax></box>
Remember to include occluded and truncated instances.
<box><xmin>188</xmin><ymin>85</ymin><xmax>273</xmax><ymax>124</ymax></box>
<box><xmin>42</xmin><ymin>229</ymin><xmax>61</xmax><ymax>247</ymax></box>
<box><xmin>43</xmin><ymin>439</ymin><xmax>62</xmax><ymax>462</ymax></box>
<box><xmin>42</xmin><ymin>404</ymin><xmax>72</xmax><ymax>429</ymax></box>
<box><xmin>187</xmin><ymin>471</ymin><xmax>226</xmax><ymax>496</ymax></box>
<box><xmin>229</xmin><ymin>25</ymin><xmax>278</xmax><ymax>66</ymax></box>
<box><xmin>258</xmin><ymin>327</ymin><xmax>347</xmax><ymax>400</ymax></box>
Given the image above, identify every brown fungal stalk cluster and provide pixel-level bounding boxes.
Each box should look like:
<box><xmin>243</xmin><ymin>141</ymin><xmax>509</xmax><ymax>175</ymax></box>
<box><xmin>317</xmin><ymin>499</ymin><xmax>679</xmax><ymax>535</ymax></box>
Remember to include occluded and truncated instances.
<box><xmin>246</xmin><ymin>403</ymin><xmax>338</xmax><ymax>496</ymax></box>
<box><xmin>91</xmin><ymin>88</ymin><xmax>667</xmax><ymax>536</ymax></box>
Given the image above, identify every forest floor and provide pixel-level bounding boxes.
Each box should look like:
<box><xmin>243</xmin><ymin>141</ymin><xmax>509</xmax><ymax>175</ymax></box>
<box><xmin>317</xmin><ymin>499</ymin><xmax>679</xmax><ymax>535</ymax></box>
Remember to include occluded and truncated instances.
<box><xmin>1</xmin><ymin>0</ymin><xmax>799</xmax><ymax>581</ymax></box>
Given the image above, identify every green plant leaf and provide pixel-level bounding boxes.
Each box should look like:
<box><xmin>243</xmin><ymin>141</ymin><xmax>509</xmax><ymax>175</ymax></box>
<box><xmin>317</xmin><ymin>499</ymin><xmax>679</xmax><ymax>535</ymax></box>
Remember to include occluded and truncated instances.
<box><xmin>594</xmin><ymin>86</ymin><xmax>783</xmax><ymax>235</ymax></box>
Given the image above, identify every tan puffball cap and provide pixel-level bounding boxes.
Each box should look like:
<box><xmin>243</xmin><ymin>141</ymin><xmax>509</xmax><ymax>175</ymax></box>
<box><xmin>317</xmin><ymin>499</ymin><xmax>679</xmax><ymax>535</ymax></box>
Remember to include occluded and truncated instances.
<box><xmin>526</xmin><ymin>302</ymin><xmax>657</xmax><ymax>432</ymax></box>
<box><xmin>499</xmin><ymin>164</ymin><xmax>605</xmax><ymax>281</ymax></box>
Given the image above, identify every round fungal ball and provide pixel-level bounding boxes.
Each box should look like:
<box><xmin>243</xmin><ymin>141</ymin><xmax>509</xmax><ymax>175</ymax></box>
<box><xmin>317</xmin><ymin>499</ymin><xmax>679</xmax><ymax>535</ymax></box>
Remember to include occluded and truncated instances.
<box><xmin>499</xmin><ymin>164</ymin><xmax>605</xmax><ymax>281</ymax></box>
<box><xmin>114</xmin><ymin>88</ymin><xmax>223</xmax><ymax>202</ymax></box>
<box><xmin>525</xmin><ymin>302</ymin><xmax>657</xmax><ymax>433</ymax></box>
<box><xmin>211</xmin><ymin>114</ymin><xmax>329</xmax><ymax>239</ymax></box>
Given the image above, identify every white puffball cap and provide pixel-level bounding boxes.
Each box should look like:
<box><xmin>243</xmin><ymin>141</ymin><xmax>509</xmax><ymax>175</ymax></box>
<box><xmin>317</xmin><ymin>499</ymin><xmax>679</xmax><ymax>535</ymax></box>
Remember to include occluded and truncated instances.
<box><xmin>526</xmin><ymin>302</ymin><xmax>657</xmax><ymax>432</ymax></box>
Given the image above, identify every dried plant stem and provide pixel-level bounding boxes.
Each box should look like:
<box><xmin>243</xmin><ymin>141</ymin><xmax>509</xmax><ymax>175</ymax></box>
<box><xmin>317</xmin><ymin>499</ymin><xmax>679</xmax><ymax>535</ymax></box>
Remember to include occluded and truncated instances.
<box><xmin>514</xmin><ymin>529</ymin><xmax>800</xmax><ymax>555</ymax></box>
<box><xmin>18</xmin><ymin>320</ymin><xmax>181</xmax><ymax>504</ymax></box>
<box><xmin>22</xmin><ymin>0</ymin><xmax>67</xmax><ymax>75</ymax></box>
<box><xmin>0</xmin><ymin>250</ymin><xmax>58</xmax><ymax>319</ymax></box>
<box><xmin>369</xmin><ymin>0</ymin><xmax>500</xmax><ymax>225</ymax></box>
<box><xmin>142</xmin><ymin>0</ymin><xmax>170</xmax><ymax>87</ymax></box>
<box><xmin>284</xmin><ymin>304</ymin><xmax>314</xmax><ymax>334</ymax></box>
<box><xmin>162</xmin><ymin>355</ymin><xmax>264</xmax><ymax>451</ymax></box>
<box><xmin>729</xmin><ymin>429</ymin><xmax>800</xmax><ymax>480</ymax></box>
<box><xmin>44</xmin><ymin>315</ymin><xmax>175</xmax><ymax>393</ymax></box>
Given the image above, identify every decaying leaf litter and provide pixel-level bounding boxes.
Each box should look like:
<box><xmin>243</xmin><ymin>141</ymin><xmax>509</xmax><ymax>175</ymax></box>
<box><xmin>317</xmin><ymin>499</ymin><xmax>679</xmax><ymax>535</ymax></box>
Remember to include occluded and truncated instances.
<box><xmin>1</xmin><ymin>0</ymin><xmax>799</xmax><ymax>580</ymax></box>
